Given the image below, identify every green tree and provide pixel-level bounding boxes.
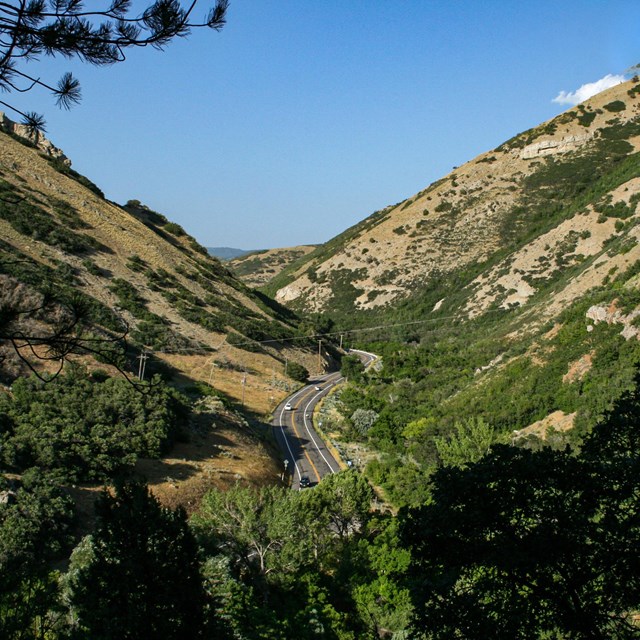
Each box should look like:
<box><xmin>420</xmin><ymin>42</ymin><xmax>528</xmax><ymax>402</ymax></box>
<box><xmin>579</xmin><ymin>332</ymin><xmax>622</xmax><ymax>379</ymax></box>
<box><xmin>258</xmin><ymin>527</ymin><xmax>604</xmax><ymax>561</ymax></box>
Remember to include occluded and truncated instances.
<box><xmin>1</xmin><ymin>369</ymin><xmax>188</xmax><ymax>481</ymax></box>
<box><xmin>193</xmin><ymin>484</ymin><xmax>309</xmax><ymax>599</ymax></box>
<box><xmin>287</xmin><ymin>361</ymin><xmax>310</xmax><ymax>383</ymax></box>
<box><xmin>67</xmin><ymin>482</ymin><xmax>204</xmax><ymax>639</ymax></box>
<box><xmin>351</xmin><ymin>517</ymin><xmax>414</xmax><ymax>638</ymax></box>
<box><xmin>340</xmin><ymin>355</ymin><xmax>364</xmax><ymax>382</ymax></box>
<box><xmin>0</xmin><ymin>469</ymin><xmax>74</xmax><ymax>639</ymax></box>
<box><xmin>309</xmin><ymin>470</ymin><xmax>372</xmax><ymax>541</ymax></box>
<box><xmin>433</xmin><ymin>416</ymin><xmax>501</xmax><ymax>468</ymax></box>
<box><xmin>350</xmin><ymin>408</ymin><xmax>378</xmax><ymax>438</ymax></box>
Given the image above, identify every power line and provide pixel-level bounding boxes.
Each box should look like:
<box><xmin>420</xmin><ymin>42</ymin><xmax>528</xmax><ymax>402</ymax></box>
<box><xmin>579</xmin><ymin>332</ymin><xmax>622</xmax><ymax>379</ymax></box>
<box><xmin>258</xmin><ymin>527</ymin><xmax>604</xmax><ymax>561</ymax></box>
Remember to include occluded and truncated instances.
<box><xmin>151</xmin><ymin>307</ymin><xmax>512</xmax><ymax>355</ymax></box>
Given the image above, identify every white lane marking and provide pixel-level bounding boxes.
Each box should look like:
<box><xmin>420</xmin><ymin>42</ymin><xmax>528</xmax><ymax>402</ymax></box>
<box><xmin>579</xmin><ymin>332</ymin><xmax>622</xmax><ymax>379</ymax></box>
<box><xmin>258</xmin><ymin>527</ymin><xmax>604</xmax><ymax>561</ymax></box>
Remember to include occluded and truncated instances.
<box><xmin>277</xmin><ymin>374</ymin><xmax>342</xmax><ymax>481</ymax></box>
<box><xmin>302</xmin><ymin>389</ymin><xmax>337</xmax><ymax>474</ymax></box>
<box><xmin>277</xmin><ymin>403</ymin><xmax>303</xmax><ymax>480</ymax></box>
<box><xmin>276</xmin><ymin>364</ymin><xmax>366</xmax><ymax>482</ymax></box>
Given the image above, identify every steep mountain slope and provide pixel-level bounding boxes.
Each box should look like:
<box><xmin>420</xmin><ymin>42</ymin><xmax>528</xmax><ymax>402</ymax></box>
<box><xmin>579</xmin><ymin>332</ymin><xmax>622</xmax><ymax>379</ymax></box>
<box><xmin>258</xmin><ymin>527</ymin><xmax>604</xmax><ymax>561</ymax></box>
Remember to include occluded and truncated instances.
<box><xmin>262</xmin><ymin>77</ymin><xmax>640</xmax><ymax>508</ymax></box>
<box><xmin>0</xmin><ymin>123</ymin><xmax>320</xmax><ymax>404</ymax></box>
<box><xmin>228</xmin><ymin>245</ymin><xmax>317</xmax><ymax>287</ymax></box>
<box><xmin>270</xmin><ymin>79</ymin><xmax>640</xmax><ymax>326</ymax></box>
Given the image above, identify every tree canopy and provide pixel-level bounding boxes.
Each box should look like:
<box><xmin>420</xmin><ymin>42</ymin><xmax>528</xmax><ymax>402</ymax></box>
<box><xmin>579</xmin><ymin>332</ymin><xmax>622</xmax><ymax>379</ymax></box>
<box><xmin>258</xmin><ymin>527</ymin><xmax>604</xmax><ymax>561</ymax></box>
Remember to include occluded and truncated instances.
<box><xmin>400</xmin><ymin>380</ymin><xmax>640</xmax><ymax>639</ymax></box>
<box><xmin>66</xmin><ymin>482</ymin><xmax>205</xmax><ymax>639</ymax></box>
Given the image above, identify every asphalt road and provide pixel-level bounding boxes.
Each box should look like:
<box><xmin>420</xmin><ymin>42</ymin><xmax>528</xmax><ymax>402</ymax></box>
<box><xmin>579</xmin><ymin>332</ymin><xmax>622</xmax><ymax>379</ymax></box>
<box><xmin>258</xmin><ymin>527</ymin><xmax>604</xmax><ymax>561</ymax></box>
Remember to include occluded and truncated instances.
<box><xmin>273</xmin><ymin>349</ymin><xmax>377</xmax><ymax>490</ymax></box>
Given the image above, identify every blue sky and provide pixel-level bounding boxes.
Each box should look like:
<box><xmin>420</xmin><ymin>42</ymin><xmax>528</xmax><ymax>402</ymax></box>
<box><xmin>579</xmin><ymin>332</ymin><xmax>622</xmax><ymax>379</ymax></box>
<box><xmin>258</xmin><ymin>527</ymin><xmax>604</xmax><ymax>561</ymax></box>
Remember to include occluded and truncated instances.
<box><xmin>6</xmin><ymin>1</ymin><xmax>640</xmax><ymax>249</ymax></box>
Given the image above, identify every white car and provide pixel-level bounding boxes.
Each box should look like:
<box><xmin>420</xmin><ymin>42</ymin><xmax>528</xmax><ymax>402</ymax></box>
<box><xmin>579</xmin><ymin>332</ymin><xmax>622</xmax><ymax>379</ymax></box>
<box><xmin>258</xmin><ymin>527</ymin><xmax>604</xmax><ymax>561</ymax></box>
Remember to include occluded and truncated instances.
<box><xmin>284</xmin><ymin>403</ymin><xmax>293</xmax><ymax>410</ymax></box>
<box><xmin>314</xmin><ymin>386</ymin><xmax>322</xmax><ymax>391</ymax></box>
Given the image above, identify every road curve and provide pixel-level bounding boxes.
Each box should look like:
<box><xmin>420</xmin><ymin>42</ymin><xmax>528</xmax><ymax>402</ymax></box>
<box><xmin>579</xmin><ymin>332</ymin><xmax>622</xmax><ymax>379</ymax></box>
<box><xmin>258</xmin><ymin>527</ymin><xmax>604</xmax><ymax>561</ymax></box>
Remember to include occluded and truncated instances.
<box><xmin>273</xmin><ymin>349</ymin><xmax>377</xmax><ymax>490</ymax></box>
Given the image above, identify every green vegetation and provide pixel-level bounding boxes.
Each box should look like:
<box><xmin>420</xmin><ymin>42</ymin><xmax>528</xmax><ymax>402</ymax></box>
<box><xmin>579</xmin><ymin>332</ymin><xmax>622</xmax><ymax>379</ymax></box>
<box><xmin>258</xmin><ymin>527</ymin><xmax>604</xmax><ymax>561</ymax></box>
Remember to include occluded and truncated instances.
<box><xmin>0</xmin><ymin>368</ymin><xmax>188</xmax><ymax>482</ymax></box>
<box><xmin>287</xmin><ymin>361</ymin><xmax>309</xmax><ymax>382</ymax></box>
<box><xmin>402</xmin><ymin>384</ymin><xmax>640</xmax><ymax>638</ymax></box>
<box><xmin>1</xmin><ymin>380</ymin><xmax>639</xmax><ymax>638</ymax></box>
<box><xmin>434</xmin><ymin>200</ymin><xmax>452</xmax><ymax>212</ymax></box>
<box><xmin>0</xmin><ymin>179</ymin><xmax>103</xmax><ymax>255</ymax></box>
<box><xmin>315</xmin><ymin>207</ymin><xmax>640</xmax><ymax>502</ymax></box>
<box><xmin>0</xmin><ymin>469</ymin><xmax>75</xmax><ymax>638</ymax></box>
<box><xmin>604</xmin><ymin>100</ymin><xmax>627</xmax><ymax>113</ymax></box>
<box><xmin>65</xmin><ymin>482</ymin><xmax>204</xmax><ymax>639</ymax></box>
<box><xmin>45</xmin><ymin>157</ymin><xmax>105</xmax><ymax>198</ymax></box>
<box><xmin>164</xmin><ymin>221</ymin><xmax>186</xmax><ymax>236</ymax></box>
<box><xmin>576</xmin><ymin>109</ymin><xmax>597</xmax><ymax>127</ymax></box>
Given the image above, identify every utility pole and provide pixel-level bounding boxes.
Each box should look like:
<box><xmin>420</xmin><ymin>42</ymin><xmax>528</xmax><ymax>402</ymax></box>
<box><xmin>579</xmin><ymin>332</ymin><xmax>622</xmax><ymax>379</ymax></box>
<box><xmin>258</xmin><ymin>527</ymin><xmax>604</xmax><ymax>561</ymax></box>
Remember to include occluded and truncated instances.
<box><xmin>281</xmin><ymin>459</ymin><xmax>289</xmax><ymax>481</ymax></box>
<box><xmin>318</xmin><ymin>339</ymin><xmax>323</xmax><ymax>373</ymax></box>
<box><xmin>339</xmin><ymin>333</ymin><xmax>344</xmax><ymax>350</ymax></box>
<box><xmin>137</xmin><ymin>350</ymin><xmax>148</xmax><ymax>381</ymax></box>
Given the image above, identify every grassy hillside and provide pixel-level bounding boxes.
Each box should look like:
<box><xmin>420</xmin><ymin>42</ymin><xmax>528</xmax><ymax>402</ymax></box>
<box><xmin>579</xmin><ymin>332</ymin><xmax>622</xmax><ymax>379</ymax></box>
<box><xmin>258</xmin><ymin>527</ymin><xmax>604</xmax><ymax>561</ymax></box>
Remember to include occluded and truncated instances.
<box><xmin>0</xmin><ymin>127</ymin><xmax>325</xmax><ymax>389</ymax></box>
<box><xmin>0</xmin><ymin>123</ymin><xmax>329</xmax><ymax>512</ymax></box>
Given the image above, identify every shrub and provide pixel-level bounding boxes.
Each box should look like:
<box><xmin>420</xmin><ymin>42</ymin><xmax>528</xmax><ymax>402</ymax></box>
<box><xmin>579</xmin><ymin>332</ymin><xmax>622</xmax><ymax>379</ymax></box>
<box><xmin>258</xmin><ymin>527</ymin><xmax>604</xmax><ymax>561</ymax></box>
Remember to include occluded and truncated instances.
<box><xmin>163</xmin><ymin>222</ymin><xmax>186</xmax><ymax>236</ymax></box>
<box><xmin>287</xmin><ymin>362</ymin><xmax>309</xmax><ymax>382</ymax></box>
<box><xmin>603</xmin><ymin>100</ymin><xmax>626</xmax><ymax>113</ymax></box>
<box><xmin>0</xmin><ymin>370</ymin><xmax>188</xmax><ymax>481</ymax></box>
<box><xmin>435</xmin><ymin>201</ymin><xmax>452</xmax><ymax>212</ymax></box>
<box><xmin>577</xmin><ymin>111</ymin><xmax>596</xmax><ymax>127</ymax></box>
<box><xmin>126</xmin><ymin>255</ymin><xmax>146</xmax><ymax>272</ymax></box>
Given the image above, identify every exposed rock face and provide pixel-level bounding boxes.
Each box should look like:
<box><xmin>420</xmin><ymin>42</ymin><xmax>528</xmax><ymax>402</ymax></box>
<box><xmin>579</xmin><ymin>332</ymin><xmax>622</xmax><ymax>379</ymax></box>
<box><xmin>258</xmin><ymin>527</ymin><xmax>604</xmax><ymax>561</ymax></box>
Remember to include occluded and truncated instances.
<box><xmin>586</xmin><ymin>304</ymin><xmax>640</xmax><ymax>340</ymax></box>
<box><xmin>0</xmin><ymin>111</ymin><xmax>70</xmax><ymax>166</ymax></box>
<box><xmin>520</xmin><ymin>133</ymin><xmax>592</xmax><ymax>159</ymax></box>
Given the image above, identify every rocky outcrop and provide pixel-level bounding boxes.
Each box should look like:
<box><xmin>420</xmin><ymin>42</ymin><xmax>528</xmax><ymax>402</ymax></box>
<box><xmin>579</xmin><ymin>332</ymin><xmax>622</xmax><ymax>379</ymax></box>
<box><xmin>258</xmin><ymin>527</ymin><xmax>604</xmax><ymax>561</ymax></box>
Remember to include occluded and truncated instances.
<box><xmin>0</xmin><ymin>111</ymin><xmax>70</xmax><ymax>166</ymax></box>
<box><xmin>586</xmin><ymin>304</ymin><xmax>640</xmax><ymax>340</ymax></box>
<box><xmin>520</xmin><ymin>134</ymin><xmax>592</xmax><ymax>160</ymax></box>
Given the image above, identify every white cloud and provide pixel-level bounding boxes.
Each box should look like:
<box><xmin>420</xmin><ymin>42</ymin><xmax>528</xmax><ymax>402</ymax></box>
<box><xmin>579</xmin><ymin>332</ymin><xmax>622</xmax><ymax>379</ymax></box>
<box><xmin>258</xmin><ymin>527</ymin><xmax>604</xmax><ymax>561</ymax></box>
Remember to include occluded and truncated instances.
<box><xmin>552</xmin><ymin>74</ymin><xmax>626</xmax><ymax>106</ymax></box>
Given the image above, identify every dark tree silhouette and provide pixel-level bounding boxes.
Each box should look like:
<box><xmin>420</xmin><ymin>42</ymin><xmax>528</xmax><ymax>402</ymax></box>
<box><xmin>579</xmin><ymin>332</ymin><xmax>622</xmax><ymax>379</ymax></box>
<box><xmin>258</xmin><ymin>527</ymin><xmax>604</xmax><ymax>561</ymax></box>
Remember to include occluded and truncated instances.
<box><xmin>68</xmin><ymin>482</ymin><xmax>206</xmax><ymax>639</ymax></box>
<box><xmin>0</xmin><ymin>0</ymin><xmax>229</xmax><ymax>131</ymax></box>
<box><xmin>400</xmin><ymin>380</ymin><xmax>640</xmax><ymax>640</ymax></box>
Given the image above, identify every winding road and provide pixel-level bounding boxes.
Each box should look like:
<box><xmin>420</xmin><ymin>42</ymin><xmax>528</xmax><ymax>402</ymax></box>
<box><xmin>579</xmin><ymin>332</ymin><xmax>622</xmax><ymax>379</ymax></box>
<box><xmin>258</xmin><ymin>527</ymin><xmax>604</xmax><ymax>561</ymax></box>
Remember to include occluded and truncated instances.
<box><xmin>272</xmin><ymin>349</ymin><xmax>377</xmax><ymax>489</ymax></box>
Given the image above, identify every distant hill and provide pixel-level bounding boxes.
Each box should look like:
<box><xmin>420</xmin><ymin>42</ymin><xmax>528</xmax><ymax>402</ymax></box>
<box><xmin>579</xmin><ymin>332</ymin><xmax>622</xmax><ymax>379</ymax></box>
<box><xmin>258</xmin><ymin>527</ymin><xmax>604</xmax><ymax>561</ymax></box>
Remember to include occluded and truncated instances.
<box><xmin>228</xmin><ymin>246</ymin><xmax>317</xmax><ymax>288</ymax></box>
<box><xmin>207</xmin><ymin>247</ymin><xmax>257</xmax><ymax>260</ymax></box>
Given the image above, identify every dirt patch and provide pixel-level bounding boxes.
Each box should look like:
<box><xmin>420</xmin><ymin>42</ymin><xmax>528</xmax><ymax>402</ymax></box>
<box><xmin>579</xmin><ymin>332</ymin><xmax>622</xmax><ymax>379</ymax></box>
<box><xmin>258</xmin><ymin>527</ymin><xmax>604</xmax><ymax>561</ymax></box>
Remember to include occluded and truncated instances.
<box><xmin>514</xmin><ymin>410</ymin><xmax>576</xmax><ymax>440</ymax></box>
<box><xmin>139</xmin><ymin>423</ymin><xmax>284</xmax><ymax>515</ymax></box>
<box><xmin>563</xmin><ymin>353</ymin><xmax>593</xmax><ymax>383</ymax></box>
<box><xmin>157</xmin><ymin>348</ymin><xmax>326</xmax><ymax>416</ymax></box>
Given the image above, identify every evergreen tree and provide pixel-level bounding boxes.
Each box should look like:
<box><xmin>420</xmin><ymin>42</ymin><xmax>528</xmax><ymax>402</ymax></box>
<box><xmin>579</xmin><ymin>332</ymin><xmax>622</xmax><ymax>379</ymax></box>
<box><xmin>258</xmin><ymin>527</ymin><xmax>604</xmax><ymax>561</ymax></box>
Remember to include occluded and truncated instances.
<box><xmin>67</xmin><ymin>482</ymin><xmax>205</xmax><ymax>639</ymax></box>
<box><xmin>0</xmin><ymin>1</ymin><xmax>228</xmax><ymax>131</ymax></box>
<box><xmin>0</xmin><ymin>469</ymin><xmax>74</xmax><ymax>639</ymax></box>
